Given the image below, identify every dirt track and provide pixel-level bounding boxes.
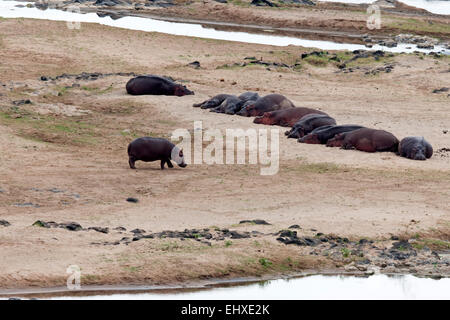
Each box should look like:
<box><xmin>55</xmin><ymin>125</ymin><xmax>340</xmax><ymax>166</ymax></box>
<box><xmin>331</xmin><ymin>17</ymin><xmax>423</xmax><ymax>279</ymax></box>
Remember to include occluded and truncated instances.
<box><xmin>0</xmin><ymin>16</ymin><xmax>449</xmax><ymax>290</ymax></box>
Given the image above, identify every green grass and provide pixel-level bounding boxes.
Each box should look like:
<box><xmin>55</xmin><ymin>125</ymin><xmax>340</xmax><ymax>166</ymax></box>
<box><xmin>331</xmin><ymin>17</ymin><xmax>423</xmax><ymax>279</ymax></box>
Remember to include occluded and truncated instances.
<box><xmin>388</xmin><ymin>18</ymin><xmax>450</xmax><ymax>36</ymax></box>
<box><xmin>0</xmin><ymin>109</ymin><xmax>98</xmax><ymax>145</ymax></box>
<box><xmin>258</xmin><ymin>258</ymin><xmax>273</xmax><ymax>268</ymax></box>
<box><xmin>225</xmin><ymin>240</ymin><xmax>233</xmax><ymax>247</ymax></box>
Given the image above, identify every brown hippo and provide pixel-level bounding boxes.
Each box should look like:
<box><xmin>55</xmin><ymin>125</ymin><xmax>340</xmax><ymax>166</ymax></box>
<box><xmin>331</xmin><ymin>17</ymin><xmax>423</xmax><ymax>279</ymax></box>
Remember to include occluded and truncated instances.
<box><xmin>193</xmin><ymin>94</ymin><xmax>234</xmax><ymax>109</ymax></box>
<box><xmin>128</xmin><ymin>137</ymin><xmax>187</xmax><ymax>170</ymax></box>
<box><xmin>326</xmin><ymin>128</ymin><xmax>399</xmax><ymax>152</ymax></box>
<box><xmin>237</xmin><ymin>94</ymin><xmax>295</xmax><ymax>117</ymax></box>
<box><xmin>299</xmin><ymin>125</ymin><xmax>364</xmax><ymax>144</ymax></box>
<box><xmin>285</xmin><ymin>114</ymin><xmax>336</xmax><ymax>138</ymax></box>
<box><xmin>254</xmin><ymin>107</ymin><xmax>327</xmax><ymax>127</ymax></box>
<box><xmin>398</xmin><ymin>137</ymin><xmax>433</xmax><ymax>160</ymax></box>
<box><xmin>126</xmin><ymin>76</ymin><xmax>194</xmax><ymax>96</ymax></box>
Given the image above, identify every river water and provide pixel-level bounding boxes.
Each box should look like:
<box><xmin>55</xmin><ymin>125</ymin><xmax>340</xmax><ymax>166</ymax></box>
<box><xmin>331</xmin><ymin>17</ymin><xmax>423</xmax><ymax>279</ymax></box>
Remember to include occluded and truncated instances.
<box><xmin>0</xmin><ymin>0</ymin><xmax>448</xmax><ymax>54</ymax></box>
<box><xmin>32</xmin><ymin>274</ymin><xmax>450</xmax><ymax>300</ymax></box>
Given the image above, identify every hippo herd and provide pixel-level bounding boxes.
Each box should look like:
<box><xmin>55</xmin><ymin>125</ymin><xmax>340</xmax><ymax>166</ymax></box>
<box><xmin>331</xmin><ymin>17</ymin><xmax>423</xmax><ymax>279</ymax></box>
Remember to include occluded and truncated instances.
<box><xmin>124</xmin><ymin>75</ymin><xmax>433</xmax><ymax>168</ymax></box>
<box><xmin>193</xmin><ymin>90</ymin><xmax>433</xmax><ymax>161</ymax></box>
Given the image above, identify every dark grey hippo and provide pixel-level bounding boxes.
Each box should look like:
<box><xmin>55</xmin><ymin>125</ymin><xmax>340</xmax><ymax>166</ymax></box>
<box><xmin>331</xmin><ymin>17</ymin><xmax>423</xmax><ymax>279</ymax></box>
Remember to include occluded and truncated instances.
<box><xmin>126</xmin><ymin>75</ymin><xmax>194</xmax><ymax>96</ymax></box>
<box><xmin>285</xmin><ymin>114</ymin><xmax>336</xmax><ymax>138</ymax></box>
<box><xmin>299</xmin><ymin>125</ymin><xmax>365</xmax><ymax>144</ymax></box>
<box><xmin>398</xmin><ymin>137</ymin><xmax>433</xmax><ymax>160</ymax></box>
<box><xmin>193</xmin><ymin>94</ymin><xmax>234</xmax><ymax>109</ymax></box>
<box><xmin>237</xmin><ymin>94</ymin><xmax>295</xmax><ymax>117</ymax></box>
<box><xmin>127</xmin><ymin>137</ymin><xmax>187</xmax><ymax>170</ymax></box>
<box><xmin>211</xmin><ymin>95</ymin><xmax>243</xmax><ymax>114</ymax></box>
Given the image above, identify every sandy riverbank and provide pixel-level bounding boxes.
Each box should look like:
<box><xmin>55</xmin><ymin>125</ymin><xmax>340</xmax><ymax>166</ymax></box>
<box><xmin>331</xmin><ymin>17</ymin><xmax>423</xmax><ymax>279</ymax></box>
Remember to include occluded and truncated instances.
<box><xmin>0</xmin><ymin>15</ymin><xmax>449</xmax><ymax>290</ymax></box>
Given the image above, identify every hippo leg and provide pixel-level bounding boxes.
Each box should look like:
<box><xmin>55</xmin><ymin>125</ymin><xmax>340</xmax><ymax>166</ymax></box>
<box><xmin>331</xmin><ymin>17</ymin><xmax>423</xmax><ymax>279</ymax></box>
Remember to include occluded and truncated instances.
<box><xmin>160</xmin><ymin>160</ymin><xmax>166</xmax><ymax>170</ymax></box>
<box><xmin>167</xmin><ymin>159</ymin><xmax>174</xmax><ymax>168</ymax></box>
<box><xmin>129</xmin><ymin>157</ymin><xmax>136</xmax><ymax>169</ymax></box>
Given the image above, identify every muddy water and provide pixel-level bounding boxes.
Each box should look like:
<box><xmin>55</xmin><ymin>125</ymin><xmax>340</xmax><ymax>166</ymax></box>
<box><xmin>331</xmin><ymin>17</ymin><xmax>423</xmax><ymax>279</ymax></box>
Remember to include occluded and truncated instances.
<box><xmin>0</xmin><ymin>1</ymin><xmax>448</xmax><ymax>54</ymax></box>
<box><xmin>2</xmin><ymin>274</ymin><xmax>448</xmax><ymax>300</ymax></box>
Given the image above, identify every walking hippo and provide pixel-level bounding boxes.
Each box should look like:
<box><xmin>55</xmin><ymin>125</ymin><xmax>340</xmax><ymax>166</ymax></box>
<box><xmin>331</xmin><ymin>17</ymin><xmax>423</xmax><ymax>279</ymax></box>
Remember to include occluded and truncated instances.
<box><xmin>285</xmin><ymin>114</ymin><xmax>336</xmax><ymax>138</ymax></box>
<box><xmin>127</xmin><ymin>137</ymin><xmax>187</xmax><ymax>170</ymax></box>
<box><xmin>237</xmin><ymin>94</ymin><xmax>295</xmax><ymax>117</ymax></box>
<box><xmin>299</xmin><ymin>125</ymin><xmax>365</xmax><ymax>144</ymax></box>
<box><xmin>126</xmin><ymin>76</ymin><xmax>194</xmax><ymax>96</ymax></box>
<box><xmin>326</xmin><ymin>128</ymin><xmax>399</xmax><ymax>152</ymax></box>
<box><xmin>398</xmin><ymin>136</ymin><xmax>433</xmax><ymax>160</ymax></box>
<box><xmin>193</xmin><ymin>94</ymin><xmax>234</xmax><ymax>109</ymax></box>
<box><xmin>254</xmin><ymin>107</ymin><xmax>328</xmax><ymax>127</ymax></box>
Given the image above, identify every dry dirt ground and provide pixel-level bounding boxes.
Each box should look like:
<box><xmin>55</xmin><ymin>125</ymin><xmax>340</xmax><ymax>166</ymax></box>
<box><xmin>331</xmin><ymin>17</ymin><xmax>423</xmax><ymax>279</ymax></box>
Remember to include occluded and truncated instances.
<box><xmin>0</xmin><ymin>17</ymin><xmax>449</xmax><ymax>291</ymax></box>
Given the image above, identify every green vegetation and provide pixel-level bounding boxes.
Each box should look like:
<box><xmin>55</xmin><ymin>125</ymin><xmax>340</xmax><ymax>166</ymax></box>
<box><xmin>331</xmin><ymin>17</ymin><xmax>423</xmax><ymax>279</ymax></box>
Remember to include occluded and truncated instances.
<box><xmin>388</xmin><ymin>18</ymin><xmax>450</xmax><ymax>36</ymax></box>
<box><xmin>258</xmin><ymin>258</ymin><xmax>273</xmax><ymax>268</ymax></box>
<box><xmin>225</xmin><ymin>240</ymin><xmax>233</xmax><ymax>247</ymax></box>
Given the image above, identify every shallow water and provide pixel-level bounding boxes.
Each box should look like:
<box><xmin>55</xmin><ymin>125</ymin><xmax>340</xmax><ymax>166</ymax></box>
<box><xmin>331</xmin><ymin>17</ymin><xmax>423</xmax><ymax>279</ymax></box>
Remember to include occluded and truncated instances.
<box><xmin>318</xmin><ymin>0</ymin><xmax>450</xmax><ymax>15</ymax></box>
<box><xmin>0</xmin><ymin>1</ymin><xmax>448</xmax><ymax>54</ymax></box>
<box><xmin>37</xmin><ymin>274</ymin><xmax>450</xmax><ymax>300</ymax></box>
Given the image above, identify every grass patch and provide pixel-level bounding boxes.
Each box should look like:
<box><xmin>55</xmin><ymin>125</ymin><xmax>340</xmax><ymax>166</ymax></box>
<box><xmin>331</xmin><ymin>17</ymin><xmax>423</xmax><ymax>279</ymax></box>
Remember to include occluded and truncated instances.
<box><xmin>388</xmin><ymin>18</ymin><xmax>450</xmax><ymax>36</ymax></box>
<box><xmin>412</xmin><ymin>239</ymin><xmax>450</xmax><ymax>251</ymax></box>
<box><xmin>0</xmin><ymin>109</ymin><xmax>98</xmax><ymax>145</ymax></box>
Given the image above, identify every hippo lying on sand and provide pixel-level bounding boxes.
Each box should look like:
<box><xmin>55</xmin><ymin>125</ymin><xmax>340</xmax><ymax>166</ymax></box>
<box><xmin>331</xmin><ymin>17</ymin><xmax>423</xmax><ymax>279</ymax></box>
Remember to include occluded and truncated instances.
<box><xmin>299</xmin><ymin>125</ymin><xmax>364</xmax><ymax>144</ymax></box>
<box><xmin>211</xmin><ymin>92</ymin><xmax>260</xmax><ymax>114</ymax></box>
<box><xmin>126</xmin><ymin>76</ymin><xmax>194</xmax><ymax>96</ymax></box>
<box><xmin>128</xmin><ymin>137</ymin><xmax>187</xmax><ymax>170</ymax></box>
<box><xmin>326</xmin><ymin>128</ymin><xmax>399</xmax><ymax>152</ymax></box>
<box><xmin>398</xmin><ymin>136</ymin><xmax>433</xmax><ymax>160</ymax></box>
<box><xmin>193</xmin><ymin>94</ymin><xmax>234</xmax><ymax>109</ymax></box>
<box><xmin>285</xmin><ymin>114</ymin><xmax>336</xmax><ymax>138</ymax></box>
<box><xmin>254</xmin><ymin>107</ymin><xmax>327</xmax><ymax>127</ymax></box>
<box><xmin>237</xmin><ymin>94</ymin><xmax>295</xmax><ymax>117</ymax></box>
<box><xmin>193</xmin><ymin>92</ymin><xmax>260</xmax><ymax>112</ymax></box>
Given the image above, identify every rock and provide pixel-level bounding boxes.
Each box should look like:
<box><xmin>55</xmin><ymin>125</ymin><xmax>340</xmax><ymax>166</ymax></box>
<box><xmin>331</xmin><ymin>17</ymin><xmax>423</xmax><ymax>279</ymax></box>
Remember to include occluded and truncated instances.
<box><xmin>59</xmin><ymin>222</ymin><xmax>83</xmax><ymax>231</ymax></box>
<box><xmin>131</xmin><ymin>228</ymin><xmax>146</xmax><ymax>234</ymax></box>
<box><xmin>32</xmin><ymin>220</ymin><xmax>51</xmax><ymax>228</ymax></box>
<box><xmin>251</xmin><ymin>0</ymin><xmax>276</xmax><ymax>7</ymax></box>
<box><xmin>239</xmin><ymin>219</ymin><xmax>271</xmax><ymax>225</ymax></box>
<box><xmin>213</xmin><ymin>0</ymin><xmax>227</xmax><ymax>3</ymax></box>
<box><xmin>188</xmin><ymin>61</ymin><xmax>201</xmax><ymax>69</ymax></box>
<box><xmin>12</xmin><ymin>99</ymin><xmax>32</xmax><ymax>106</ymax></box>
<box><xmin>288</xmin><ymin>224</ymin><xmax>301</xmax><ymax>229</ymax></box>
<box><xmin>432</xmin><ymin>87</ymin><xmax>449</xmax><ymax>94</ymax></box>
<box><xmin>0</xmin><ymin>220</ymin><xmax>11</xmax><ymax>227</ymax></box>
<box><xmin>114</xmin><ymin>226</ymin><xmax>127</xmax><ymax>231</ymax></box>
<box><xmin>88</xmin><ymin>227</ymin><xmax>109</xmax><ymax>234</ymax></box>
<box><xmin>126</xmin><ymin>197</ymin><xmax>139</xmax><ymax>203</ymax></box>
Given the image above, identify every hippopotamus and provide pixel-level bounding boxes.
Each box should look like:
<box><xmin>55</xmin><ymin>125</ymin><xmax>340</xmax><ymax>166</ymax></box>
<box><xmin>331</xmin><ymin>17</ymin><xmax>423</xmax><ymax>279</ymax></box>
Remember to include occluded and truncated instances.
<box><xmin>299</xmin><ymin>125</ymin><xmax>365</xmax><ymax>144</ymax></box>
<box><xmin>222</xmin><ymin>92</ymin><xmax>260</xmax><ymax>115</ymax></box>
<box><xmin>326</xmin><ymin>128</ymin><xmax>399</xmax><ymax>153</ymax></box>
<box><xmin>238</xmin><ymin>92</ymin><xmax>260</xmax><ymax>103</ymax></box>
<box><xmin>237</xmin><ymin>94</ymin><xmax>295</xmax><ymax>117</ymax></box>
<box><xmin>127</xmin><ymin>137</ymin><xmax>187</xmax><ymax>170</ymax></box>
<box><xmin>285</xmin><ymin>114</ymin><xmax>336</xmax><ymax>138</ymax></box>
<box><xmin>211</xmin><ymin>95</ymin><xmax>247</xmax><ymax>114</ymax></box>
<box><xmin>126</xmin><ymin>76</ymin><xmax>194</xmax><ymax>96</ymax></box>
<box><xmin>254</xmin><ymin>107</ymin><xmax>328</xmax><ymax>127</ymax></box>
<box><xmin>193</xmin><ymin>94</ymin><xmax>234</xmax><ymax>109</ymax></box>
<box><xmin>398</xmin><ymin>136</ymin><xmax>433</xmax><ymax>160</ymax></box>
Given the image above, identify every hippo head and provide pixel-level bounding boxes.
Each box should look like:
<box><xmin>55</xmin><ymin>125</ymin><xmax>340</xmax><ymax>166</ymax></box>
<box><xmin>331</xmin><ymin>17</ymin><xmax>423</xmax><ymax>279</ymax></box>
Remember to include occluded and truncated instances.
<box><xmin>174</xmin><ymin>85</ymin><xmax>194</xmax><ymax>97</ymax></box>
<box><xmin>287</xmin><ymin>127</ymin><xmax>303</xmax><ymax>139</ymax></box>
<box><xmin>298</xmin><ymin>133</ymin><xmax>320</xmax><ymax>144</ymax></box>
<box><xmin>410</xmin><ymin>144</ymin><xmax>427</xmax><ymax>161</ymax></box>
<box><xmin>236</xmin><ymin>101</ymin><xmax>255</xmax><ymax>117</ymax></box>
<box><xmin>171</xmin><ymin>146</ymin><xmax>187</xmax><ymax>167</ymax></box>
<box><xmin>326</xmin><ymin>133</ymin><xmax>345</xmax><ymax>147</ymax></box>
<box><xmin>253</xmin><ymin>112</ymin><xmax>274</xmax><ymax>125</ymax></box>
